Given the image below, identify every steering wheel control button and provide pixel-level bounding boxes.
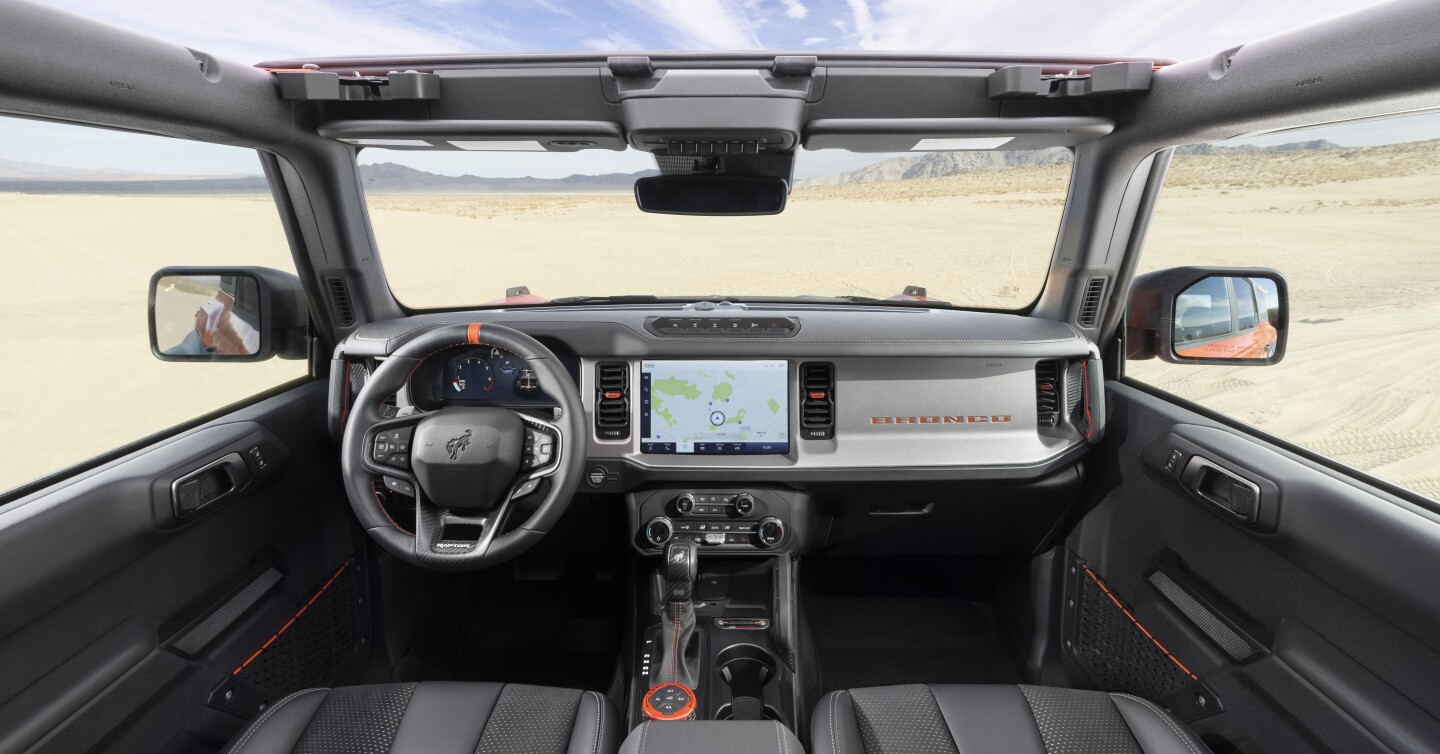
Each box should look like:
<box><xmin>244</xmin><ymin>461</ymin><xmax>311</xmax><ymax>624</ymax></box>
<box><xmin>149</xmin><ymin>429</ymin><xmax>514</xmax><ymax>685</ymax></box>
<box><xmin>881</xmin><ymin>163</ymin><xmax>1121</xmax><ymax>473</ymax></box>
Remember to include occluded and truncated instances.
<box><xmin>643</xmin><ymin>683</ymin><xmax>696</xmax><ymax>721</ymax></box>
<box><xmin>522</xmin><ymin>427</ymin><xmax>555</xmax><ymax>470</ymax></box>
<box><xmin>674</xmin><ymin>492</ymin><xmax>695</xmax><ymax>515</ymax></box>
<box><xmin>512</xmin><ymin>477</ymin><xmax>541</xmax><ymax>499</ymax></box>
<box><xmin>756</xmin><ymin>517</ymin><xmax>786</xmax><ymax>547</ymax></box>
<box><xmin>373</xmin><ymin>427</ymin><xmax>414</xmax><ymax>465</ymax></box>
<box><xmin>382</xmin><ymin>476</ymin><xmax>415</xmax><ymax>497</ymax></box>
<box><xmin>644</xmin><ymin>517</ymin><xmax>674</xmax><ymax>547</ymax></box>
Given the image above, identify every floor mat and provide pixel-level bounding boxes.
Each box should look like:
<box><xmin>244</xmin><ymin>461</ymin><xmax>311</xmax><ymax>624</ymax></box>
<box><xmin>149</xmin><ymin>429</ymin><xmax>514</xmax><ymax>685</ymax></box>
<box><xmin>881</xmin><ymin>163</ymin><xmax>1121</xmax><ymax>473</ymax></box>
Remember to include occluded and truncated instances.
<box><xmin>810</xmin><ymin>595</ymin><xmax>1022</xmax><ymax>693</ymax></box>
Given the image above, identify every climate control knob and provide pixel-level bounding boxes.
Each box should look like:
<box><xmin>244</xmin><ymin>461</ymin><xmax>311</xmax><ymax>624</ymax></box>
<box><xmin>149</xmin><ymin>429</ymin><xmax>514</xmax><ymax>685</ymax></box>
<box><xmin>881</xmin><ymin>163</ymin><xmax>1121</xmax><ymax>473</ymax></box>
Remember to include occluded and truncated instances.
<box><xmin>674</xmin><ymin>492</ymin><xmax>696</xmax><ymax>516</ymax></box>
<box><xmin>644</xmin><ymin>517</ymin><xmax>674</xmax><ymax>547</ymax></box>
<box><xmin>733</xmin><ymin>492</ymin><xmax>755</xmax><ymax>515</ymax></box>
<box><xmin>756</xmin><ymin>517</ymin><xmax>786</xmax><ymax>548</ymax></box>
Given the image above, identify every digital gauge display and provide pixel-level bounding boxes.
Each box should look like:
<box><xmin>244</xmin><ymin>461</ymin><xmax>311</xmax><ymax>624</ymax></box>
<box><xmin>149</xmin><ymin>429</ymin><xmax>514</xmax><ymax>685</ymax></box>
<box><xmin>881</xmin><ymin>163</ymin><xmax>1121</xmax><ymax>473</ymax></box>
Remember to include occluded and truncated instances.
<box><xmin>440</xmin><ymin>347</ymin><xmax>546</xmax><ymax>402</ymax></box>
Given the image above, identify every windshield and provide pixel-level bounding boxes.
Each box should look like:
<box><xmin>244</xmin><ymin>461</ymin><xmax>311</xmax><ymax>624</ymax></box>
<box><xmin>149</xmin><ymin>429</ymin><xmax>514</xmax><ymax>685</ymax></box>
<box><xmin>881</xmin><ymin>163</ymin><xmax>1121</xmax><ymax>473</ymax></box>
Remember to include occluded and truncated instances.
<box><xmin>361</xmin><ymin>147</ymin><xmax>1072</xmax><ymax>310</ymax></box>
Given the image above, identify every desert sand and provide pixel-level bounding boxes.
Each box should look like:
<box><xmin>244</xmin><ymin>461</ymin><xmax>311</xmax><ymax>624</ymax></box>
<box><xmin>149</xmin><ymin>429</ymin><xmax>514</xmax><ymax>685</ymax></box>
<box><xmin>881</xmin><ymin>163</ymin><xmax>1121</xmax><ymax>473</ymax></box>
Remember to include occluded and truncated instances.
<box><xmin>2</xmin><ymin>142</ymin><xmax>1437</xmax><ymax>499</ymax></box>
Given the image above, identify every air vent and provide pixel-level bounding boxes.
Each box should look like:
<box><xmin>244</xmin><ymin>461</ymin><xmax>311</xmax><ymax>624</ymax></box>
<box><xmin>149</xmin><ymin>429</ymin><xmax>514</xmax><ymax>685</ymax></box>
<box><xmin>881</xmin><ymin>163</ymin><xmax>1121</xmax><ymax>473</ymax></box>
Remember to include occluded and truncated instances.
<box><xmin>324</xmin><ymin>276</ymin><xmax>356</xmax><ymax>328</ymax></box>
<box><xmin>1036</xmin><ymin>360</ymin><xmax>1061</xmax><ymax>428</ymax></box>
<box><xmin>595</xmin><ymin>363</ymin><xmax>630</xmax><ymax>440</ymax></box>
<box><xmin>1076</xmin><ymin>276</ymin><xmax>1108</xmax><ymax>328</ymax></box>
<box><xmin>800</xmin><ymin>363</ymin><xmax>834</xmax><ymax>440</ymax></box>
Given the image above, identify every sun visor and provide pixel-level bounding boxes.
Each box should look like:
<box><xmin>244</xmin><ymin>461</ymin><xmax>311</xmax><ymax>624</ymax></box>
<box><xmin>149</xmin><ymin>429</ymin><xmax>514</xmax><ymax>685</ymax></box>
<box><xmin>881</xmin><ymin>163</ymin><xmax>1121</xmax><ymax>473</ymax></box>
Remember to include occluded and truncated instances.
<box><xmin>316</xmin><ymin>120</ymin><xmax>628</xmax><ymax>151</ymax></box>
<box><xmin>803</xmin><ymin>116</ymin><xmax>1114</xmax><ymax>152</ymax></box>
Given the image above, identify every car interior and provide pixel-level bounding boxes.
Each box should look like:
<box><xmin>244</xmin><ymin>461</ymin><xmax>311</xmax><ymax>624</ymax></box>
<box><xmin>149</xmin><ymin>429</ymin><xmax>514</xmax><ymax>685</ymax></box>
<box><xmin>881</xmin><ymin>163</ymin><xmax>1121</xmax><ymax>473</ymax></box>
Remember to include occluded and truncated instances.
<box><xmin>3</xmin><ymin>0</ymin><xmax>1440</xmax><ymax>752</ymax></box>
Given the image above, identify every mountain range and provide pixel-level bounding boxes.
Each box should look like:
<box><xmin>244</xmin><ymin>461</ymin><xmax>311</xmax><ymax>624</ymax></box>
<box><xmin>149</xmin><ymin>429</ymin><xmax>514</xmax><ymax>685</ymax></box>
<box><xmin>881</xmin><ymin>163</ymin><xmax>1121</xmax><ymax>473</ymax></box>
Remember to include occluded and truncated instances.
<box><xmin>0</xmin><ymin>139</ymin><xmax>1347</xmax><ymax>194</ymax></box>
<box><xmin>356</xmin><ymin>162</ymin><xmax>657</xmax><ymax>193</ymax></box>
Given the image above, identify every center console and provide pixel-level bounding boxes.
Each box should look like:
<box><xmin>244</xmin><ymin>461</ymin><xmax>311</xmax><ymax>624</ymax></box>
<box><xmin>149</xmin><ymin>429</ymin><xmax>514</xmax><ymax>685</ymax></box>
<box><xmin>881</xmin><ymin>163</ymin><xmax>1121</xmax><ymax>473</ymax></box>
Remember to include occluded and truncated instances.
<box><xmin>627</xmin><ymin>489</ymin><xmax>803</xmax><ymax>737</ymax></box>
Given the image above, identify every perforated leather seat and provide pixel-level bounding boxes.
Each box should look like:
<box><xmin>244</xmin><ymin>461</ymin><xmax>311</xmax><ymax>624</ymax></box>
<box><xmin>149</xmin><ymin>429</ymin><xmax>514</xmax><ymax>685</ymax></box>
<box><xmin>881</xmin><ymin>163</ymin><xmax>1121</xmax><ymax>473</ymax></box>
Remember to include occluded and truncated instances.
<box><xmin>223</xmin><ymin>682</ymin><xmax>618</xmax><ymax>754</ymax></box>
<box><xmin>812</xmin><ymin>684</ymin><xmax>1212</xmax><ymax>754</ymax></box>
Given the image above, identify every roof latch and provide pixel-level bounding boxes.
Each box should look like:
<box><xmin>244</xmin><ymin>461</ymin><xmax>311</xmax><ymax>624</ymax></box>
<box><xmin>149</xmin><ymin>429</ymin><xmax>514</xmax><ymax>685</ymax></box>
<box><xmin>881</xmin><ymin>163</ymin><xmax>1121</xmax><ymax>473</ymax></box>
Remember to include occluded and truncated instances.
<box><xmin>607</xmin><ymin>55</ymin><xmax>654</xmax><ymax>78</ymax></box>
<box><xmin>988</xmin><ymin>61</ymin><xmax>1153</xmax><ymax>99</ymax></box>
<box><xmin>771</xmin><ymin>55</ymin><xmax>817</xmax><ymax>77</ymax></box>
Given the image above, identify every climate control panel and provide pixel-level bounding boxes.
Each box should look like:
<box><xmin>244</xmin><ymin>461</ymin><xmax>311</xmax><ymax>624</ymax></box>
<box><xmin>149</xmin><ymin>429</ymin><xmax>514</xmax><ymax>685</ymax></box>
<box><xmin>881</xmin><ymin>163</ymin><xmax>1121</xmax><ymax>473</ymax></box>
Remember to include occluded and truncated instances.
<box><xmin>630</xmin><ymin>489</ymin><xmax>795</xmax><ymax>554</ymax></box>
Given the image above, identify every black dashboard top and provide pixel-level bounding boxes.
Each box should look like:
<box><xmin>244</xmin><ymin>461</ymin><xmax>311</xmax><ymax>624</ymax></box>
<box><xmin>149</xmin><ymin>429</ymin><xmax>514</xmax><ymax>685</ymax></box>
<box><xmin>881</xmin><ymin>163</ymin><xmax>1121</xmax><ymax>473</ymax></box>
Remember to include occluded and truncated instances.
<box><xmin>337</xmin><ymin>304</ymin><xmax>1091</xmax><ymax>361</ymax></box>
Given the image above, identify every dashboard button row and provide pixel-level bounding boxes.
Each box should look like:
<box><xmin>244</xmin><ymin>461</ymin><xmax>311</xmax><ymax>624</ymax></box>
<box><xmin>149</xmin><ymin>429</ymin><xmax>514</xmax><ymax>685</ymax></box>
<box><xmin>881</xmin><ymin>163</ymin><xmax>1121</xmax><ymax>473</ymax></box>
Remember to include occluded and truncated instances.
<box><xmin>647</xmin><ymin>317</ymin><xmax>799</xmax><ymax>337</ymax></box>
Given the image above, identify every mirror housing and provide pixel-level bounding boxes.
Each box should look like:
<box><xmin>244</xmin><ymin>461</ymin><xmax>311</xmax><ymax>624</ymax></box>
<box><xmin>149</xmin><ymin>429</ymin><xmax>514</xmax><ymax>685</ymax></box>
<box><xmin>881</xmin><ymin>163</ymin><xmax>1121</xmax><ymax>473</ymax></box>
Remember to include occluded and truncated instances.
<box><xmin>1127</xmin><ymin>266</ymin><xmax>1288</xmax><ymax>366</ymax></box>
<box><xmin>149</xmin><ymin>266</ymin><xmax>308</xmax><ymax>362</ymax></box>
<box><xmin>634</xmin><ymin>175</ymin><xmax>788</xmax><ymax>216</ymax></box>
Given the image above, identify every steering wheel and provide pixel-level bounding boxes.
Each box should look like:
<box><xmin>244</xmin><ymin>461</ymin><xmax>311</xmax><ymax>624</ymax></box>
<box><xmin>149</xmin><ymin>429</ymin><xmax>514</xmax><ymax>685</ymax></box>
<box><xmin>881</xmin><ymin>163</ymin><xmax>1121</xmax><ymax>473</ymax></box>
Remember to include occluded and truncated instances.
<box><xmin>341</xmin><ymin>323</ymin><xmax>585</xmax><ymax>571</ymax></box>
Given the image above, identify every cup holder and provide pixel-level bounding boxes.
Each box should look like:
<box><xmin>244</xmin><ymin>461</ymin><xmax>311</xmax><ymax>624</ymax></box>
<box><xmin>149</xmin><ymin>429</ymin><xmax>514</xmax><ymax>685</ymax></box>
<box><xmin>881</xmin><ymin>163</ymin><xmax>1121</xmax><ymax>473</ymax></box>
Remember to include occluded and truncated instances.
<box><xmin>715</xmin><ymin>643</ymin><xmax>779</xmax><ymax>721</ymax></box>
<box><xmin>716</xmin><ymin>643</ymin><xmax>778</xmax><ymax>690</ymax></box>
<box><xmin>714</xmin><ymin>703</ymin><xmax>784</xmax><ymax>722</ymax></box>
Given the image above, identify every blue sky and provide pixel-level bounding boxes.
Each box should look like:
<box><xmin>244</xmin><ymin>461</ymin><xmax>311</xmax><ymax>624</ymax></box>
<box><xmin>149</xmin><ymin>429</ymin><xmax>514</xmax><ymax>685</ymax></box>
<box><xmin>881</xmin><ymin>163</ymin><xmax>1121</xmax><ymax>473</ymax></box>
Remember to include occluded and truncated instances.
<box><xmin>0</xmin><ymin>0</ymin><xmax>1415</xmax><ymax>177</ymax></box>
<box><xmin>31</xmin><ymin>0</ymin><xmax>1380</xmax><ymax>65</ymax></box>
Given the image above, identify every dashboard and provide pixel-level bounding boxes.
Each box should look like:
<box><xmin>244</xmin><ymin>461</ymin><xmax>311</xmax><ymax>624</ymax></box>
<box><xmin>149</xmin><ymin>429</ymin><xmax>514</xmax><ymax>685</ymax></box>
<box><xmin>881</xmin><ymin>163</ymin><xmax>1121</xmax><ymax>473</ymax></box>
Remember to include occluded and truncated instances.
<box><xmin>332</xmin><ymin>304</ymin><xmax>1100</xmax><ymax>484</ymax></box>
<box><xmin>330</xmin><ymin>304</ymin><xmax>1101</xmax><ymax>558</ymax></box>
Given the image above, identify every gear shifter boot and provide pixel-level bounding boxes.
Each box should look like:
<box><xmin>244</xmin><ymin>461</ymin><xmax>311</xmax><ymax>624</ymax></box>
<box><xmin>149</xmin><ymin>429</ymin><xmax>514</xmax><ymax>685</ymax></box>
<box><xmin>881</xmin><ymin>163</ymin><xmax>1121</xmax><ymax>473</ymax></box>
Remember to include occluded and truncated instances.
<box><xmin>650</xmin><ymin>541</ymin><xmax>701</xmax><ymax>694</ymax></box>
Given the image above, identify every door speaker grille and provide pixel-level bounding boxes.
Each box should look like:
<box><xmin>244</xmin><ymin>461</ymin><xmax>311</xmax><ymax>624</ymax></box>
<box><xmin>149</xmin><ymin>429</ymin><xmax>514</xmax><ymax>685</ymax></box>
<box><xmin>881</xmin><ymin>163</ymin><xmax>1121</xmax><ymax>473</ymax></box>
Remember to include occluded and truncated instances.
<box><xmin>1073</xmin><ymin>564</ymin><xmax>1195</xmax><ymax>700</ymax></box>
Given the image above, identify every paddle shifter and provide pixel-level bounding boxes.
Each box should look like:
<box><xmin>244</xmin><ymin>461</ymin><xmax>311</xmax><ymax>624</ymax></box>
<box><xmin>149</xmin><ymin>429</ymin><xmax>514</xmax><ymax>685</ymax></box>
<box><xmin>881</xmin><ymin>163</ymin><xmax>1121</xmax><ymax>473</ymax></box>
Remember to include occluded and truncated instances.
<box><xmin>644</xmin><ymin>540</ymin><xmax>700</xmax><ymax>721</ymax></box>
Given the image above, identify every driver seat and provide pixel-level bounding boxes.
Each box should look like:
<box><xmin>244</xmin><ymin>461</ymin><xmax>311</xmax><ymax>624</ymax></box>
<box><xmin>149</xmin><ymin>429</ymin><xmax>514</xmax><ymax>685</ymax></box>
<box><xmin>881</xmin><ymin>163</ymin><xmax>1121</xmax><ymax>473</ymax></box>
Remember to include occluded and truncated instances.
<box><xmin>223</xmin><ymin>681</ymin><xmax>618</xmax><ymax>754</ymax></box>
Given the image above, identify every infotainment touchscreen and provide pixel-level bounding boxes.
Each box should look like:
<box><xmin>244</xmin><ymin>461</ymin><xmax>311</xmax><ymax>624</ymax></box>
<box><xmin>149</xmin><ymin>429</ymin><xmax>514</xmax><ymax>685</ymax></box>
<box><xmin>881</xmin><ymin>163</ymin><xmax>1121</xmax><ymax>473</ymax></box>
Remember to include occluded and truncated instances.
<box><xmin>640</xmin><ymin>360</ymin><xmax>789</xmax><ymax>454</ymax></box>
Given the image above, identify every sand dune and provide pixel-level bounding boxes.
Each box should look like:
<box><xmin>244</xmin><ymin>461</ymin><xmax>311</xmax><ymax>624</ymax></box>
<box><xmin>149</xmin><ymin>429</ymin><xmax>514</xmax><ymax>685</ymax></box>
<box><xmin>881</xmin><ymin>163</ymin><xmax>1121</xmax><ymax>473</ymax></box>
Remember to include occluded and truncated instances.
<box><xmin>3</xmin><ymin>141</ymin><xmax>1437</xmax><ymax>499</ymax></box>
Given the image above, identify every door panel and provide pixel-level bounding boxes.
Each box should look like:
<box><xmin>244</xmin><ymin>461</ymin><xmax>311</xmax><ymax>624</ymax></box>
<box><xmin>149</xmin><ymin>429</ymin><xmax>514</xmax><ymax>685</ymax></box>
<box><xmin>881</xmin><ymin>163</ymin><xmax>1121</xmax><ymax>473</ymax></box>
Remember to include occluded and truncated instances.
<box><xmin>0</xmin><ymin>382</ymin><xmax>363</xmax><ymax>754</ymax></box>
<box><xmin>1064</xmin><ymin>382</ymin><xmax>1440</xmax><ymax>754</ymax></box>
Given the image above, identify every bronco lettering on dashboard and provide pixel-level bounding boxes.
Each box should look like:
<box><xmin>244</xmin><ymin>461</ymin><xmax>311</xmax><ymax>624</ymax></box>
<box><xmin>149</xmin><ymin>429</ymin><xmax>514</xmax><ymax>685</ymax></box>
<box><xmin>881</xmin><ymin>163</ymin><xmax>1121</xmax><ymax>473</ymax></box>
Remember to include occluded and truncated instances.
<box><xmin>870</xmin><ymin>416</ymin><xmax>1012</xmax><ymax>425</ymax></box>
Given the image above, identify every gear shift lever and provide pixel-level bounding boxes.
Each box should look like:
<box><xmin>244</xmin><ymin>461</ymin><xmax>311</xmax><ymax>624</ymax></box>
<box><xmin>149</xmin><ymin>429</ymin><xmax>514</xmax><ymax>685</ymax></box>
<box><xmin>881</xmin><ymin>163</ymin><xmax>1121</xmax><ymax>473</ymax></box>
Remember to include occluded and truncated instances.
<box><xmin>645</xmin><ymin>541</ymin><xmax>700</xmax><ymax>720</ymax></box>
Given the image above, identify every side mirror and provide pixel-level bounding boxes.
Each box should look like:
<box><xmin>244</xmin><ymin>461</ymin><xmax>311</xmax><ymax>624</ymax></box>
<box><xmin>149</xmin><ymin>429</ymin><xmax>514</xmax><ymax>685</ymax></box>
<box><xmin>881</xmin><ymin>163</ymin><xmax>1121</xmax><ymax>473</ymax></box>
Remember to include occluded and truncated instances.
<box><xmin>1127</xmin><ymin>267</ymin><xmax>1288</xmax><ymax>366</ymax></box>
<box><xmin>149</xmin><ymin>267</ymin><xmax>308</xmax><ymax>362</ymax></box>
<box><xmin>634</xmin><ymin>175</ymin><xmax>788</xmax><ymax>216</ymax></box>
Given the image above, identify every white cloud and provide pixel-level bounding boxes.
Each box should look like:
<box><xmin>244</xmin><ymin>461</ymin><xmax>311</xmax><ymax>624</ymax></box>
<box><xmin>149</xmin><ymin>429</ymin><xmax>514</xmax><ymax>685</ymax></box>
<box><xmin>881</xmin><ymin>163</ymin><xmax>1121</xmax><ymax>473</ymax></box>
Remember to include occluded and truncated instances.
<box><xmin>802</xmin><ymin>36</ymin><xmax>828</xmax><ymax>46</ymax></box>
<box><xmin>782</xmin><ymin>0</ymin><xmax>809</xmax><ymax>20</ymax></box>
<box><xmin>31</xmin><ymin>0</ymin><xmax>512</xmax><ymax>63</ymax></box>
<box><xmin>584</xmin><ymin>32</ymin><xmax>644</xmax><ymax>51</ymax></box>
<box><xmin>612</xmin><ymin>0</ymin><xmax>762</xmax><ymax>49</ymax></box>
<box><xmin>844</xmin><ymin>0</ymin><xmax>877</xmax><ymax>48</ymax></box>
<box><xmin>833</xmin><ymin>0</ymin><xmax>1380</xmax><ymax>63</ymax></box>
<box><xmin>532</xmin><ymin>0</ymin><xmax>578</xmax><ymax>18</ymax></box>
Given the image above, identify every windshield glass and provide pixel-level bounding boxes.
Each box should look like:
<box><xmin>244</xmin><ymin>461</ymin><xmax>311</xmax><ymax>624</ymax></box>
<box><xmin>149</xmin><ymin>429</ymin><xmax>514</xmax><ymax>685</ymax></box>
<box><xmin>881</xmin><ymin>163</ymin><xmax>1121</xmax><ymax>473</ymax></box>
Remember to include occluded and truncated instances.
<box><xmin>361</xmin><ymin>147</ymin><xmax>1072</xmax><ymax>309</ymax></box>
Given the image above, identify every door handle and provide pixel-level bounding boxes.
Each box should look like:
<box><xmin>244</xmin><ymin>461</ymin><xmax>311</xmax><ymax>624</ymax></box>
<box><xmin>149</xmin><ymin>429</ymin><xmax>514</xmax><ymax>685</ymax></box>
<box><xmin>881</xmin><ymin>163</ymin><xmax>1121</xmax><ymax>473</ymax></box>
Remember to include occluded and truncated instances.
<box><xmin>1180</xmin><ymin>456</ymin><xmax>1261</xmax><ymax>524</ymax></box>
<box><xmin>171</xmin><ymin>452</ymin><xmax>252</xmax><ymax>519</ymax></box>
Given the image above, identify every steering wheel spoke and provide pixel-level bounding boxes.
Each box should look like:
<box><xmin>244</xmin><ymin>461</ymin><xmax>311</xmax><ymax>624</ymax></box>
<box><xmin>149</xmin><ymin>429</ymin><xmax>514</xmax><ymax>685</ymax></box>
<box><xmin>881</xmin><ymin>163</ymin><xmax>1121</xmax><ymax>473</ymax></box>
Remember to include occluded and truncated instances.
<box><xmin>413</xmin><ymin>493</ymin><xmax>514</xmax><ymax>558</ymax></box>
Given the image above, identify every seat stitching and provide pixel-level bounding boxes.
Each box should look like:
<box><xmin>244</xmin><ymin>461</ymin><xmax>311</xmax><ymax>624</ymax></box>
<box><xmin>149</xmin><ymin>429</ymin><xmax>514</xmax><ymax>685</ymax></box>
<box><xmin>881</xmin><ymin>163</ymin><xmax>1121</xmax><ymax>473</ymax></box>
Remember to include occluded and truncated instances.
<box><xmin>587</xmin><ymin>690</ymin><xmax>604</xmax><ymax>754</ymax></box>
<box><xmin>638</xmin><ymin>720</ymin><xmax>650</xmax><ymax>754</ymax></box>
<box><xmin>228</xmin><ymin>688</ymin><xmax>326</xmax><ymax>754</ymax></box>
<box><xmin>829</xmin><ymin>690</ymin><xmax>844</xmax><ymax>754</ymax></box>
<box><xmin>1111</xmin><ymin>693</ymin><xmax>1203</xmax><ymax>754</ymax></box>
<box><xmin>774</xmin><ymin>720</ymin><xmax>783</xmax><ymax>754</ymax></box>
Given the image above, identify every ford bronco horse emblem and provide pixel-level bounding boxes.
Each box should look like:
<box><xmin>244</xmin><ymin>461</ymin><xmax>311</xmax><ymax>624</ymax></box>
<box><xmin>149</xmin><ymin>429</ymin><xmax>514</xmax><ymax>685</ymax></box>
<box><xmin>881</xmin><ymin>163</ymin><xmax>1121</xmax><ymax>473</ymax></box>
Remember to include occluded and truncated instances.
<box><xmin>446</xmin><ymin>429</ymin><xmax>473</xmax><ymax>460</ymax></box>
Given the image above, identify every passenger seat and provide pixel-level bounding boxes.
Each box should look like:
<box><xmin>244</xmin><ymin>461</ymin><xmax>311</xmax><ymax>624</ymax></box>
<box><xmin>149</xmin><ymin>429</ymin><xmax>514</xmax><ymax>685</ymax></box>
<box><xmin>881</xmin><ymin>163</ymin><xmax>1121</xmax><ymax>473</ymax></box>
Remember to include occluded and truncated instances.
<box><xmin>813</xmin><ymin>684</ymin><xmax>1211</xmax><ymax>754</ymax></box>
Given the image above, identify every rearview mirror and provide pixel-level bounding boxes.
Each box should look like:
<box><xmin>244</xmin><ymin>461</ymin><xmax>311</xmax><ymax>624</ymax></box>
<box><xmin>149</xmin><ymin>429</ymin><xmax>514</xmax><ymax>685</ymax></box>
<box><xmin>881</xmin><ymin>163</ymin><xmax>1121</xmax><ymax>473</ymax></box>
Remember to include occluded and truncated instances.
<box><xmin>149</xmin><ymin>267</ymin><xmax>308</xmax><ymax>362</ymax></box>
<box><xmin>1127</xmin><ymin>267</ymin><xmax>1288</xmax><ymax>366</ymax></box>
<box><xmin>634</xmin><ymin>175</ymin><xmax>788</xmax><ymax>216</ymax></box>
